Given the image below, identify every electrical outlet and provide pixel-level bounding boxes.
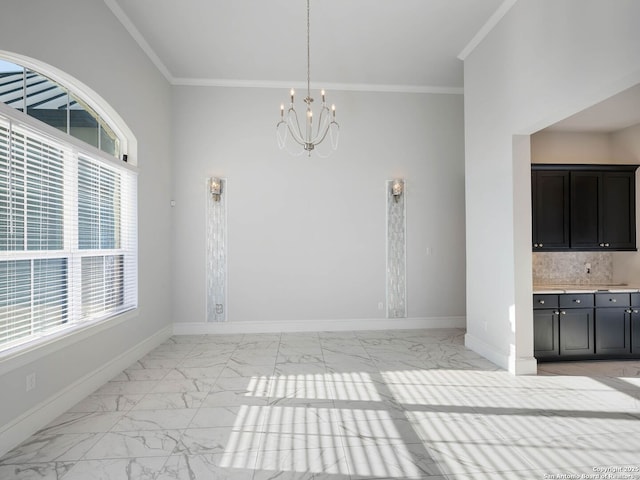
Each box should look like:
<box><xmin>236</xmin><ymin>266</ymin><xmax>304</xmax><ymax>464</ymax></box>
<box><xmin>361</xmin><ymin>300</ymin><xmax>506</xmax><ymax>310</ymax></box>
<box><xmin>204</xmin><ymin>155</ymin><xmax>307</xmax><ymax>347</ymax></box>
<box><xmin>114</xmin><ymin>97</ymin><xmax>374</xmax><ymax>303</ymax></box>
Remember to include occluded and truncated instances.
<box><xmin>26</xmin><ymin>373</ymin><xmax>36</xmax><ymax>392</ymax></box>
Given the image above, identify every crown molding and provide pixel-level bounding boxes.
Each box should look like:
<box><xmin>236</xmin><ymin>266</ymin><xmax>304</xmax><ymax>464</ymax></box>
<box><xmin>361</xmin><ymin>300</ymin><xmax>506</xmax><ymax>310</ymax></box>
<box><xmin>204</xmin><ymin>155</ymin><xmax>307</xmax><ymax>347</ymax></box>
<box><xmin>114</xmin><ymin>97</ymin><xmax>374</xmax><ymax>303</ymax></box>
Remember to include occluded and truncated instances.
<box><xmin>106</xmin><ymin>0</ymin><xmax>463</xmax><ymax>95</ymax></box>
<box><xmin>172</xmin><ymin>77</ymin><xmax>463</xmax><ymax>95</ymax></box>
<box><xmin>458</xmin><ymin>0</ymin><xmax>518</xmax><ymax>60</ymax></box>
<box><xmin>104</xmin><ymin>0</ymin><xmax>175</xmax><ymax>82</ymax></box>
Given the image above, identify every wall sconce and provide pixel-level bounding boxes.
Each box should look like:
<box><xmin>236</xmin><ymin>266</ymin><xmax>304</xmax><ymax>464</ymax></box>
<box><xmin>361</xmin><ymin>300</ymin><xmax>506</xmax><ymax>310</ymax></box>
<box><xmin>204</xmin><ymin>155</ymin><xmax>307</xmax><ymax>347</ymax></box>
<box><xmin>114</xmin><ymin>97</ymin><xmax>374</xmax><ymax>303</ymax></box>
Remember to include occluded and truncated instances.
<box><xmin>210</xmin><ymin>177</ymin><xmax>222</xmax><ymax>202</ymax></box>
<box><xmin>391</xmin><ymin>178</ymin><xmax>404</xmax><ymax>202</ymax></box>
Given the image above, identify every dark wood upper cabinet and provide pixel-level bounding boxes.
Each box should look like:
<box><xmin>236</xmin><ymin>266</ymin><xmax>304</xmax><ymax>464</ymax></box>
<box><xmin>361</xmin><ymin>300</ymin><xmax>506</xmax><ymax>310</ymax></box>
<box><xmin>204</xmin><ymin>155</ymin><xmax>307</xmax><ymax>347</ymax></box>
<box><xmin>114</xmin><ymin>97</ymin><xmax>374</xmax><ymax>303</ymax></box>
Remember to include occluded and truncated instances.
<box><xmin>532</xmin><ymin>164</ymin><xmax>638</xmax><ymax>251</ymax></box>
<box><xmin>601</xmin><ymin>171</ymin><xmax>636</xmax><ymax>249</ymax></box>
<box><xmin>570</xmin><ymin>171</ymin><xmax>601</xmax><ymax>248</ymax></box>
<box><xmin>532</xmin><ymin>170</ymin><xmax>570</xmax><ymax>249</ymax></box>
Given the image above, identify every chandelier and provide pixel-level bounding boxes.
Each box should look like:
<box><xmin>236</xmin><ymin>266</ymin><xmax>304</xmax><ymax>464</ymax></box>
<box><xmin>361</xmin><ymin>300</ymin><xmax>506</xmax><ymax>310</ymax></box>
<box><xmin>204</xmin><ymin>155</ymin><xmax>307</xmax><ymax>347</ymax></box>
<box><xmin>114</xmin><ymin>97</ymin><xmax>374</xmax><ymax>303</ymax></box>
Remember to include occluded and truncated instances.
<box><xmin>277</xmin><ymin>0</ymin><xmax>339</xmax><ymax>157</ymax></box>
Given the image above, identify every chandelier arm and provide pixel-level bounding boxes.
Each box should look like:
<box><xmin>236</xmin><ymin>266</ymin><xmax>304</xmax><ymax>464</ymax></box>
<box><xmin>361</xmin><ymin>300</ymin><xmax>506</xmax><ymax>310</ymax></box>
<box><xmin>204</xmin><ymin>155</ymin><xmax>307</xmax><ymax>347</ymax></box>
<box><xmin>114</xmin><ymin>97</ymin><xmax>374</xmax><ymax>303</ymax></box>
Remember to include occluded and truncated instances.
<box><xmin>314</xmin><ymin>105</ymin><xmax>338</xmax><ymax>145</ymax></box>
<box><xmin>313</xmin><ymin>147</ymin><xmax>333</xmax><ymax>159</ymax></box>
<box><xmin>287</xmin><ymin>124</ymin><xmax>306</xmax><ymax>147</ymax></box>
<box><xmin>313</xmin><ymin>120</ymin><xmax>339</xmax><ymax>146</ymax></box>
<box><xmin>286</xmin><ymin>108</ymin><xmax>307</xmax><ymax>146</ymax></box>
<box><xmin>311</xmin><ymin>105</ymin><xmax>330</xmax><ymax>141</ymax></box>
<box><xmin>284</xmin><ymin>139</ymin><xmax>306</xmax><ymax>156</ymax></box>
<box><xmin>309</xmin><ymin>124</ymin><xmax>330</xmax><ymax>145</ymax></box>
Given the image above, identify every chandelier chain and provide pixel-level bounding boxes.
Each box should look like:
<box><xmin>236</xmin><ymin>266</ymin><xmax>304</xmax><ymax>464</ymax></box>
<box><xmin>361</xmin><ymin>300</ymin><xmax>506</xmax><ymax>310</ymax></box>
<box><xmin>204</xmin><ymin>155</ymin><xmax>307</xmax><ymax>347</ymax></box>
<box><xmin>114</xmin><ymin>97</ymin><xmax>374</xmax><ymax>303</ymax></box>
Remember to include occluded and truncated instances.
<box><xmin>306</xmin><ymin>0</ymin><xmax>311</xmax><ymax>99</ymax></box>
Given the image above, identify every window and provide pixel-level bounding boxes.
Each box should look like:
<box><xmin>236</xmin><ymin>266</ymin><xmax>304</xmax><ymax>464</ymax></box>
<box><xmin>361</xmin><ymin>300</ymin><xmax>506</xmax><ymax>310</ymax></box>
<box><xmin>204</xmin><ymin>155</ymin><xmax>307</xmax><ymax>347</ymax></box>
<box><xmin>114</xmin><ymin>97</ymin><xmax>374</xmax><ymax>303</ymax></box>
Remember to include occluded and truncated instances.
<box><xmin>0</xmin><ymin>59</ymin><xmax>121</xmax><ymax>158</ymax></box>
<box><xmin>0</xmin><ymin>58</ymin><xmax>136</xmax><ymax>352</ymax></box>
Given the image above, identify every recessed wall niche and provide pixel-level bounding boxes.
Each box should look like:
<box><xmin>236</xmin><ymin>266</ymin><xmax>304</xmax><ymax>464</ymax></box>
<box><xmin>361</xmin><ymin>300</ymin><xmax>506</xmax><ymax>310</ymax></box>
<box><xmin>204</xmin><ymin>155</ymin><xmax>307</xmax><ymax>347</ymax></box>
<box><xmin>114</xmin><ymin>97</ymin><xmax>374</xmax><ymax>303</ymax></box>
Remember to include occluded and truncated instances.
<box><xmin>387</xmin><ymin>179</ymin><xmax>406</xmax><ymax>318</ymax></box>
<box><xmin>206</xmin><ymin>177</ymin><xmax>227</xmax><ymax>322</ymax></box>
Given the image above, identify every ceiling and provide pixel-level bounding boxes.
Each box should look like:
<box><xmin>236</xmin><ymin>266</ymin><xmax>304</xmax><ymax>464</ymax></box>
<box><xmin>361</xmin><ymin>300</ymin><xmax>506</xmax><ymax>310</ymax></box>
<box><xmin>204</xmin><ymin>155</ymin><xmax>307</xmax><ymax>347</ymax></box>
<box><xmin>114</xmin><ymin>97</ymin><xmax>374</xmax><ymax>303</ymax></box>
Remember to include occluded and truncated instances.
<box><xmin>545</xmin><ymin>83</ymin><xmax>640</xmax><ymax>133</ymax></box>
<box><xmin>106</xmin><ymin>0</ymin><xmax>639</xmax><ymax>132</ymax></box>
<box><xmin>106</xmin><ymin>0</ymin><xmax>507</xmax><ymax>91</ymax></box>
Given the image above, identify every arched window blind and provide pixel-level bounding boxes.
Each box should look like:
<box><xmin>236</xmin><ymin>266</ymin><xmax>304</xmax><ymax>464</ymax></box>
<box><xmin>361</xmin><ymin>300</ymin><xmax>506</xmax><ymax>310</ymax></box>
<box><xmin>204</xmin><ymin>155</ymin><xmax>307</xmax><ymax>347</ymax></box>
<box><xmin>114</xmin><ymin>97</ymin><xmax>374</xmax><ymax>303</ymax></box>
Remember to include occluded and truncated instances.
<box><xmin>0</xmin><ymin>108</ymin><xmax>137</xmax><ymax>351</ymax></box>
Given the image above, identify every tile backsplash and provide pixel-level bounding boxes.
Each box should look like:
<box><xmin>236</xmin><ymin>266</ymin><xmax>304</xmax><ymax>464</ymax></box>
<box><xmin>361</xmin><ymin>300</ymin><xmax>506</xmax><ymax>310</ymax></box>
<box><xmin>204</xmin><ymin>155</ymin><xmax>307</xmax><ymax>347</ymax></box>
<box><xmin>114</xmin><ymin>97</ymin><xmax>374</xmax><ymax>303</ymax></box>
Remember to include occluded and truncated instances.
<box><xmin>532</xmin><ymin>251</ymin><xmax>613</xmax><ymax>285</ymax></box>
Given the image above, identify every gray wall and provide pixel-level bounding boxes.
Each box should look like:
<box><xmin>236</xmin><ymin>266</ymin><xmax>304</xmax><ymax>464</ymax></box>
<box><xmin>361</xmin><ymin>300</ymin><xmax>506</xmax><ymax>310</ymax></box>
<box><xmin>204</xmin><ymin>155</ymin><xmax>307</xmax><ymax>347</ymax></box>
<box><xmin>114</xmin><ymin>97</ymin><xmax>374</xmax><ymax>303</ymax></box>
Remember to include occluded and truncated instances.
<box><xmin>463</xmin><ymin>0</ymin><xmax>640</xmax><ymax>372</ymax></box>
<box><xmin>0</xmin><ymin>0</ymin><xmax>466</xmax><ymax>455</ymax></box>
<box><xmin>171</xmin><ymin>87</ymin><xmax>466</xmax><ymax>325</ymax></box>
<box><xmin>0</xmin><ymin>0</ymin><xmax>172</xmax><ymax>447</ymax></box>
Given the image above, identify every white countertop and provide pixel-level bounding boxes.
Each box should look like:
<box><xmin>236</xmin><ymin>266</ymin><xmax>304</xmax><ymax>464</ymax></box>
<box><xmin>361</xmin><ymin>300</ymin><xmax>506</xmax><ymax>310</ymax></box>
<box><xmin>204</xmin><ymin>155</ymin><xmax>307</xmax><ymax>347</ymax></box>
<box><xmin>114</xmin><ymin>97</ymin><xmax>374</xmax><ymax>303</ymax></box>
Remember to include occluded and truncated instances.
<box><xmin>533</xmin><ymin>284</ymin><xmax>640</xmax><ymax>294</ymax></box>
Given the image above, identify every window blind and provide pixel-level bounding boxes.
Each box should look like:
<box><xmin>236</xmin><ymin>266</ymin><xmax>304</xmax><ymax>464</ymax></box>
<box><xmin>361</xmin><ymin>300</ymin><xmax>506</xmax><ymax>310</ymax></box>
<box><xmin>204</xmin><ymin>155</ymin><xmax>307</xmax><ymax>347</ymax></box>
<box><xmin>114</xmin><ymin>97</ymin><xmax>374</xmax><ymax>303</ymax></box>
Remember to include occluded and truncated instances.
<box><xmin>0</xmin><ymin>112</ymin><xmax>137</xmax><ymax>350</ymax></box>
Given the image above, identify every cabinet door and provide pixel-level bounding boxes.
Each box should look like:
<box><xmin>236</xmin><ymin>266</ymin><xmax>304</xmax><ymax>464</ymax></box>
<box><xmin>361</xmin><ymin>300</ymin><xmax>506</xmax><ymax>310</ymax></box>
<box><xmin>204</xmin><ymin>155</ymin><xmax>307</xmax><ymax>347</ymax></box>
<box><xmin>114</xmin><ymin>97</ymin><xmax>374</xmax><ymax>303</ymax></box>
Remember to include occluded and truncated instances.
<box><xmin>595</xmin><ymin>308</ymin><xmax>631</xmax><ymax>355</ymax></box>
<box><xmin>601</xmin><ymin>171</ymin><xmax>636</xmax><ymax>249</ymax></box>
<box><xmin>570</xmin><ymin>172</ymin><xmax>600</xmax><ymax>249</ymax></box>
<box><xmin>631</xmin><ymin>309</ymin><xmax>640</xmax><ymax>354</ymax></box>
<box><xmin>532</xmin><ymin>170</ymin><xmax>569</xmax><ymax>250</ymax></box>
<box><xmin>533</xmin><ymin>309</ymin><xmax>559</xmax><ymax>358</ymax></box>
<box><xmin>559</xmin><ymin>308</ymin><xmax>594</xmax><ymax>356</ymax></box>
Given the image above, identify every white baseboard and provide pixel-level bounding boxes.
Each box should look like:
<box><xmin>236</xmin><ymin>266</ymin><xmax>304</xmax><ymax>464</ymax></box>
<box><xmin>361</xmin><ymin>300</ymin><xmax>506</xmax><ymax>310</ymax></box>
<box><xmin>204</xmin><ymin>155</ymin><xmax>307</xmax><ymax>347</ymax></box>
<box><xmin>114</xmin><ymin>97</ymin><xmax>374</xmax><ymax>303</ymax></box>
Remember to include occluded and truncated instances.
<box><xmin>173</xmin><ymin>316</ymin><xmax>466</xmax><ymax>335</ymax></box>
<box><xmin>465</xmin><ymin>332</ymin><xmax>508</xmax><ymax>370</ymax></box>
<box><xmin>0</xmin><ymin>325</ymin><xmax>172</xmax><ymax>459</ymax></box>
<box><xmin>465</xmin><ymin>332</ymin><xmax>538</xmax><ymax>375</ymax></box>
<box><xmin>509</xmin><ymin>354</ymin><xmax>538</xmax><ymax>375</ymax></box>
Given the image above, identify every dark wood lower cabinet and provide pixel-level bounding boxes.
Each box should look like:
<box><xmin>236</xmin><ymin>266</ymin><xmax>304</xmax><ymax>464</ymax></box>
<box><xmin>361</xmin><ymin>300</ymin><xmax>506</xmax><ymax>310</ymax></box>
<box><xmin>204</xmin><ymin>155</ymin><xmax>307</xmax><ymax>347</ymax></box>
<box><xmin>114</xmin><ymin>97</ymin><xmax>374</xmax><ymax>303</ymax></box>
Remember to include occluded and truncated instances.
<box><xmin>559</xmin><ymin>309</ymin><xmax>594</xmax><ymax>356</ymax></box>
<box><xmin>533</xmin><ymin>309</ymin><xmax>559</xmax><ymax>358</ymax></box>
<box><xmin>632</xmin><ymin>310</ymin><xmax>640</xmax><ymax>354</ymax></box>
<box><xmin>532</xmin><ymin>306</ymin><xmax>595</xmax><ymax>358</ymax></box>
<box><xmin>533</xmin><ymin>293</ymin><xmax>640</xmax><ymax>361</ymax></box>
<box><xmin>595</xmin><ymin>308</ymin><xmax>631</xmax><ymax>355</ymax></box>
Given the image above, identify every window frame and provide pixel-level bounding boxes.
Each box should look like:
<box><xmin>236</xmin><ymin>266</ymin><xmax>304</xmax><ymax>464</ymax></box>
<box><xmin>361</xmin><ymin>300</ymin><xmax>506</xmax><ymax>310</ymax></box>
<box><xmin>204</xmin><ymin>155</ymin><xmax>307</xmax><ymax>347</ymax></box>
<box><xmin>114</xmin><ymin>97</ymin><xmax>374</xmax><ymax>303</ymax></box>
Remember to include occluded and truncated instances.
<box><xmin>0</xmin><ymin>55</ymin><xmax>138</xmax><ymax>362</ymax></box>
<box><xmin>0</xmin><ymin>50</ymin><xmax>137</xmax><ymax>166</ymax></box>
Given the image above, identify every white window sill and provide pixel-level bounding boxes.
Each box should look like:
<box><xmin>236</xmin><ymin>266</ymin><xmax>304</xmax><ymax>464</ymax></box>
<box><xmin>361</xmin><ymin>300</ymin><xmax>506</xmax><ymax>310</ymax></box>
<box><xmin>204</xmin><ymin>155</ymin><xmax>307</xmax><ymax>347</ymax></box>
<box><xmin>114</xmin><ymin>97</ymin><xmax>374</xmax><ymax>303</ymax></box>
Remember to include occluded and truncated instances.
<box><xmin>0</xmin><ymin>309</ymin><xmax>139</xmax><ymax>376</ymax></box>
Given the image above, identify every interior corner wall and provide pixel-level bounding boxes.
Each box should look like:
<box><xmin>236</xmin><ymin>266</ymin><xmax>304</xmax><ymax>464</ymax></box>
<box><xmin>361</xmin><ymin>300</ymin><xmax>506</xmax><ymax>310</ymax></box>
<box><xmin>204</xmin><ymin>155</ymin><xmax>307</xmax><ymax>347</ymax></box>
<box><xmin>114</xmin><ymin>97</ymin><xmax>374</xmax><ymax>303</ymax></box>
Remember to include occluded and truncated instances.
<box><xmin>0</xmin><ymin>0</ymin><xmax>173</xmax><ymax>452</ymax></box>
<box><xmin>611</xmin><ymin>123</ymin><xmax>640</xmax><ymax>164</ymax></box>
<box><xmin>171</xmin><ymin>87</ymin><xmax>466</xmax><ymax>330</ymax></box>
<box><xmin>611</xmin><ymin>123</ymin><xmax>640</xmax><ymax>285</ymax></box>
<box><xmin>463</xmin><ymin>0</ymin><xmax>640</xmax><ymax>373</ymax></box>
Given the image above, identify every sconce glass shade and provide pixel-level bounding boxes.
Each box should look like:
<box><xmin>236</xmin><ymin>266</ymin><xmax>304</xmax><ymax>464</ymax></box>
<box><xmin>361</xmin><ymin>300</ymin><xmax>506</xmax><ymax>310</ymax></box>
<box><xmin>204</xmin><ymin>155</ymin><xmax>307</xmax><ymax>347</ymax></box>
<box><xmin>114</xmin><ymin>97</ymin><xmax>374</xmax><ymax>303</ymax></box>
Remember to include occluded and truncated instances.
<box><xmin>392</xmin><ymin>179</ymin><xmax>404</xmax><ymax>198</ymax></box>
<box><xmin>210</xmin><ymin>177</ymin><xmax>222</xmax><ymax>201</ymax></box>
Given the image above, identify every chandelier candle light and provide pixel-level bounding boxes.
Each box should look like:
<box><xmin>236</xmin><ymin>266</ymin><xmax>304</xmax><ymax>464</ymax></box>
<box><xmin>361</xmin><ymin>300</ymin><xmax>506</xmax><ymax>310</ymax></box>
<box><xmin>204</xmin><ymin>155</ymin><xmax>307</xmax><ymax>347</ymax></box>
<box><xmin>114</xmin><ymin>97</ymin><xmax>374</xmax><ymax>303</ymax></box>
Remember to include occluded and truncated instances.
<box><xmin>277</xmin><ymin>0</ymin><xmax>339</xmax><ymax>157</ymax></box>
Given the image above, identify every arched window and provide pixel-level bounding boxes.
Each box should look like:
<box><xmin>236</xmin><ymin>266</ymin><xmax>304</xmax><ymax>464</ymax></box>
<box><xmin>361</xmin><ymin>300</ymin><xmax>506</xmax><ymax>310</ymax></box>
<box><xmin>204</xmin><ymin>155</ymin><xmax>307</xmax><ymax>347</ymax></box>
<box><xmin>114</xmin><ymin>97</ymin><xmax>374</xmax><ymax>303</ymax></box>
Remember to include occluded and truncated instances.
<box><xmin>0</xmin><ymin>54</ymin><xmax>137</xmax><ymax>353</ymax></box>
<box><xmin>0</xmin><ymin>58</ymin><xmax>126</xmax><ymax>159</ymax></box>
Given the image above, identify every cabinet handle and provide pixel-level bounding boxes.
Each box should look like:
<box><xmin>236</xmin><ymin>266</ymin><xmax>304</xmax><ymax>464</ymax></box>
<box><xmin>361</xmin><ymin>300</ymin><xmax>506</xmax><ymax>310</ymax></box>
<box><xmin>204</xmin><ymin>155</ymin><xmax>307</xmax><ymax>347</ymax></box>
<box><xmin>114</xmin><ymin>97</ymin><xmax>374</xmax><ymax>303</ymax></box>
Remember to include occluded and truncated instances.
<box><xmin>605</xmin><ymin>243</ymin><xmax>610</xmax><ymax>247</ymax></box>
<box><xmin>539</xmin><ymin>300</ymin><xmax>545</xmax><ymax>304</ymax></box>
<box><xmin>553</xmin><ymin>310</ymin><xmax>560</xmax><ymax>315</ymax></box>
<box><xmin>534</xmin><ymin>243</ymin><xmax>538</xmax><ymax>248</ymax></box>
<box><xmin>599</xmin><ymin>243</ymin><xmax>605</xmax><ymax>247</ymax></box>
<box><xmin>626</xmin><ymin>309</ymin><xmax>633</xmax><ymax>314</ymax></box>
<box><xmin>634</xmin><ymin>310</ymin><xmax>639</xmax><ymax>314</ymax></box>
<box><xmin>610</xmin><ymin>298</ymin><xmax>617</xmax><ymax>302</ymax></box>
<box><xmin>560</xmin><ymin>310</ymin><xmax>566</xmax><ymax>315</ymax></box>
<box><xmin>539</xmin><ymin>243</ymin><xmax>543</xmax><ymax>247</ymax></box>
<box><xmin>574</xmin><ymin>299</ymin><xmax>581</xmax><ymax>304</ymax></box>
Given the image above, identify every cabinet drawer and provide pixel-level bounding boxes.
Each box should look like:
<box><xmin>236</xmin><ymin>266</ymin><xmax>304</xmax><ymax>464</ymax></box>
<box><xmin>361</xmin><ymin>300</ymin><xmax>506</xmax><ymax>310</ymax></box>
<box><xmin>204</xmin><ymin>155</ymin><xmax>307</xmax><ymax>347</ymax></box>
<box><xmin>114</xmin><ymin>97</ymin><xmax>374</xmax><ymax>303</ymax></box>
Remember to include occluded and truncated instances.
<box><xmin>559</xmin><ymin>294</ymin><xmax>594</xmax><ymax>309</ymax></box>
<box><xmin>533</xmin><ymin>294</ymin><xmax>558</xmax><ymax>309</ymax></box>
<box><xmin>631</xmin><ymin>293</ymin><xmax>640</xmax><ymax>307</ymax></box>
<box><xmin>595</xmin><ymin>293</ymin><xmax>630</xmax><ymax>307</ymax></box>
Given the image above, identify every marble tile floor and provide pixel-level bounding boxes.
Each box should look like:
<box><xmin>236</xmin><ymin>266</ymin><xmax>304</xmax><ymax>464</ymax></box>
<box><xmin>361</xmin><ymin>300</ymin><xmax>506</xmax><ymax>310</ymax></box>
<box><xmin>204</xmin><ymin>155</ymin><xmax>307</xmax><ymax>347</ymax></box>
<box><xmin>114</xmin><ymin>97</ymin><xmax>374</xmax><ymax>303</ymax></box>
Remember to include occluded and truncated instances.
<box><xmin>1</xmin><ymin>328</ymin><xmax>640</xmax><ymax>480</ymax></box>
